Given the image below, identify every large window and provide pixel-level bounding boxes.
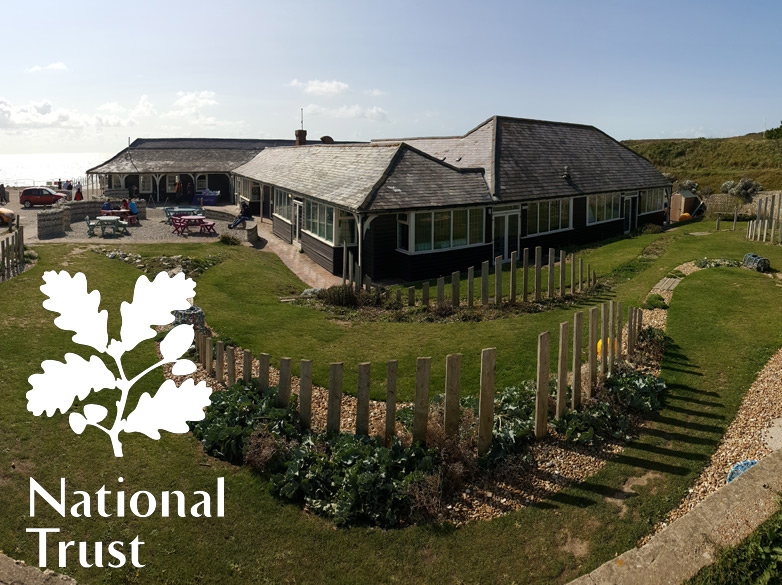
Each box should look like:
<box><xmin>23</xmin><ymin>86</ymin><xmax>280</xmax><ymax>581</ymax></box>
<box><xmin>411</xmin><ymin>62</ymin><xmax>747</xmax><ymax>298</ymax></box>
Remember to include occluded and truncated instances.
<box><xmin>587</xmin><ymin>193</ymin><xmax>622</xmax><ymax>224</ymax></box>
<box><xmin>273</xmin><ymin>188</ymin><xmax>291</xmax><ymax>221</ymax></box>
<box><xmin>527</xmin><ymin>198</ymin><xmax>571</xmax><ymax>235</ymax></box>
<box><xmin>166</xmin><ymin>175</ymin><xmax>176</xmax><ymax>192</ymax></box>
<box><xmin>303</xmin><ymin>199</ymin><xmax>335</xmax><ymax>242</ymax></box>
<box><xmin>196</xmin><ymin>175</ymin><xmax>207</xmax><ymax>191</ymax></box>
<box><xmin>338</xmin><ymin>213</ymin><xmax>356</xmax><ymax>245</ymax></box>
<box><xmin>640</xmin><ymin>188</ymin><xmax>665</xmax><ymax>214</ymax></box>
<box><xmin>139</xmin><ymin>175</ymin><xmax>152</xmax><ymax>193</ymax></box>
<box><xmin>403</xmin><ymin>208</ymin><xmax>484</xmax><ymax>253</ymax></box>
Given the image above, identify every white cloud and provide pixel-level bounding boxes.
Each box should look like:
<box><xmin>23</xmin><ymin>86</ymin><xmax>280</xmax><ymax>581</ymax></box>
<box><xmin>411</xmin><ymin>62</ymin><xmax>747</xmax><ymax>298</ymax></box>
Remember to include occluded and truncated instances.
<box><xmin>290</xmin><ymin>79</ymin><xmax>350</xmax><ymax>96</ymax></box>
<box><xmin>303</xmin><ymin>103</ymin><xmax>387</xmax><ymax>121</ymax></box>
<box><xmin>364</xmin><ymin>89</ymin><xmax>386</xmax><ymax>97</ymax></box>
<box><xmin>27</xmin><ymin>62</ymin><xmax>68</xmax><ymax>73</ymax></box>
<box><xmin>0</xmin><ymin>98</ymin><xmax>129</xmax><ymax>130</ymax></box>
<box><xmin>161</xmin><ymin>91</ymin><xmax>220</xmax><ymax>124</ymax></box>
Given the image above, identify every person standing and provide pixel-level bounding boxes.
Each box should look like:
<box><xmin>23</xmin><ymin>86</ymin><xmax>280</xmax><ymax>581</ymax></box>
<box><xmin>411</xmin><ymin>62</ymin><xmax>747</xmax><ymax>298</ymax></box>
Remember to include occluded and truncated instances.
<box><xmin>0</xmin><ymin>184</ymin><xmax>7</xmax><ymax>204</ymax></box>
<box><xmin>74</xmin><ymin>186</ymin><xmax>83</xmax><ymax>201</ymax></box>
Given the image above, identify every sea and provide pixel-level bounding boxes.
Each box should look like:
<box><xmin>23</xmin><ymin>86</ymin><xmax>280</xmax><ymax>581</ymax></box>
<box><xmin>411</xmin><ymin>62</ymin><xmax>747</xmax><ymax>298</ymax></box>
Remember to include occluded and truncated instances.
<box><xmin>0</xmin><ymin>152</ymin><xmax>113</xmax><ymax>187</ymax></box>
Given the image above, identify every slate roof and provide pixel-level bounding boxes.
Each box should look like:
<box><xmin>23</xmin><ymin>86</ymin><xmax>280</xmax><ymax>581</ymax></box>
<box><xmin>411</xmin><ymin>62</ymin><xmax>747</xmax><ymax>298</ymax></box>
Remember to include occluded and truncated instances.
<box><xmin>373</xmin><ymin>116</ymin><xmax>670</xmax><ymax>201</ymax></box>
<box><xmin>86</xmin><ymin>138</ymin><xmax>301</xmax><ymax>174</ymax></box>
<box><xmin>233</xmin><ymin>144</ymin><xmax>491</xmax><ymax>212</ymax></box>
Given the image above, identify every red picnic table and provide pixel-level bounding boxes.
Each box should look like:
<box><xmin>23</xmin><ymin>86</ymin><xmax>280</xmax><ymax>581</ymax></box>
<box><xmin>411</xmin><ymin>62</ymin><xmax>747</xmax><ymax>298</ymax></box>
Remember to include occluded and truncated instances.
<box><xmin>171</xmin><ymin>214</ymin><xmax>216</xmax><ymax>236</ymax></box>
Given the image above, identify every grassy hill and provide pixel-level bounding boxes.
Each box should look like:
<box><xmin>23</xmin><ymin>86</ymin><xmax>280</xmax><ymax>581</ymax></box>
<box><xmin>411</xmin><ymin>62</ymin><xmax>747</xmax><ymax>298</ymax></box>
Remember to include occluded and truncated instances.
<box><xmin>623</xmin><ymin>133</ymin><xmax>782</xmax><ymax>193</ymax></box>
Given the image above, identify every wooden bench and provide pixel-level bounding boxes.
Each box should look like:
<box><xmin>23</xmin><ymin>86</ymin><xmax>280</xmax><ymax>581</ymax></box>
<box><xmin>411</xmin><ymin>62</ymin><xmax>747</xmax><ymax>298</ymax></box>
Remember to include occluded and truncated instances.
<box><xmin>85</xmin><ymin>216</ymin><xmax>99</xmax><ymax>237</ymax></box>
<box><xmin>199</xmin><ymin>221</ymin><xmax>217</xmax><ymax>235</ymax></box>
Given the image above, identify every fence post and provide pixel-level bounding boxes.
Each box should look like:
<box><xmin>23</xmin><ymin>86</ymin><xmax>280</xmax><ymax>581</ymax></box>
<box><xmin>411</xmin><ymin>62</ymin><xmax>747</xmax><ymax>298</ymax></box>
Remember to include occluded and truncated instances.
<box><xmin>481</xmin><ymin>260</ymin><xmax>489</xmax><ymax>305</ymax></box>
<box><xmin>627</xmin><ymin>307</ymin><xmax>635</xmax><ymax>361</ymax></box>
<box><xmin>195</xmin><ymin>331</ymin><xmax>203</xmax><ymax>365</ymax></box>
<box><xmin>396</xmin><ymin>288</ymin><xmax>402</xmax><ymax>303</ymax></box>
<box><xmin>413</xmin><ymin>357</ymin><xmax>431</xmax><ymax>445</ymax></box>
<box><xmin>534</xmin><ymin>246</ymin><xmax>542</xmax><ymax>301</ymax></box>
<box><xmin>771</xmin><ymin>195</ymin><xmax>777</xmax><ymax>242</ymax></box>
<box><xmin>522</xmin><ymin>247</ymin><xmax>529</xmax><ymax>303</ymax></box>
<box><xmin>408</xmin><ymin>286</ymin><xmax>415</xmax><ymax>307</ymax></box>
<box><xmin>588</xmin><ymin>307</ymin><xmax>598</xmax><ymax>397</ymax></box>
<box><xmin>215</xmin><ymin>341</ymin><xmax>225</xmax><ymax>385</ymax></box>
<box><xmin>495</xmin><ymin>256</ymin><xmax>503</xmax><ymax>304</ymax></box>
<box><xmin>548</xmin><ymin>247</ymin><xmax>555</xmax><ymax>299</ymax></box>
<box><xmin>348</xmin><ymin>253</ymin><xmax>354</xmax><ymax>288</ymax></box>
<box><xmin>556</xmin><ymin>322</ymin><xmax>568</xmax><ymax>420</ymax></box>
<box><xmin>570</xmin><ymin>253</ymin><xmax>576</xmax><ymax>295</ymax></box>
<box><xmin>385</xmin><ymin>360</ymin><xmax>398</xmax><ymax>445</ymax></box>
<box><xmin>468</xmin><ymin>266</ymin><xmax>474</xmax><ymax>307</ymax></box>
<box><xmin>258</xmin><ymin>352</ymin><xmax>270</xmax><ymax>391</ymax></box>
<box><xmin>559</xmin><ymin>250</ymin><xmax>566</xmax><ymax>297</ymax></box>
<box><xmin>342</xmin><ymin>242</ymin><xmax>347</xmax><ymax>285</ymax></box>
<box><xmin>608</xmin><ymin>301</ymin><xmax>616</xmax><ymax>375</ymax></box>
<box><xmin>586</xmin><ymin>263</ymin><xmax>591</xmax><ymax>290</ymax></box>
<box><xmin>1</xmin><ymin>240</ymin><xmax>6</xmax><ymax>281</ymax></box>
<box><xmin>617</xmin><ymin>301</ymin><xmax>624</xmax><ymax>361</ymax></box>
<box><xmin>716</xmin><ymin>215</ymin><xmax>721</xmax><ymax>232</ymax></box>
<box><xmin>277</xmin><ymin>357</ymin><xmax>291</xmax><ymax>407</ymax></box>
<box><xmin>477</xmin><ymin>348</ymin><xmax>496</xmax><ymax>456</ymax></box>
<box><xmin>733</xmin><ymin>207</ymin><xmax>738</xmax><ymax>231</ymax></box>
<box><xmin>535</xmin><ymin>332</ymin><xmax>550</xmax><ymax>439</ymax></box>
<box><xmin>356</xmin><ymin>362</ymin><xmax>371</xmax><ymax>436</ymax></box>
<box><xmin>327</xmin><ymin>363</ymin><xmax>343</xmax><ymax>434</ymax></box>
<box><xmin>579</xmin><ymin>258</ymin><xmax>583</xmax><ymax>292</ymax></box>
<box><xmin>437</xmin><ymin>277</ymin><xmax>445</xmax><ymax>308</ymax></box>
<box><xmin>638</xmin><ymin>307</ymin><xmax>644</xmax><ymax>334</ymax></box>
<box><xmin>422</xmin><ymin>282</ymin><xmax>430</xmax><ymax>307</ymax></box>
<box><xmin>444</xmin><ymin>353</ymin><xmax>461</xmax><ymax>437</ymax></box>
<box><xmin>778</xmin><ymin>196</ymin><xmax>782</xmax><ymax>243</ymax></box>
<box><xmin>572</xmin><ymin>311</ymin><xmax>583</xmax><ymax>410</ymax></box>
<box><xmin>452</xmin><ymin>271</ymin><xmax>460</xmax><ymax>308</ymax></box>
<box><xmin>226</xmin><ymin>346</ymin><xmax>236</xmax><ymax>386</ymax></box>
<box><xmin>756</xmin><ymin>199</ymin><xmax>762</xmax><ymax>241</ymax></box>
<box><xmin>600</xmin><ymin>304</ymin><xmax>608</xmax><ymax>380</ymax></box>
<box><xmin>510</xmin><ymin>250</ymin><xmax>517</xmax><ymax>303</ymax></box>
<box><xmin>243</xmin><ymin>349</ymin><xmax>253</xmax><ymax>384</ymax></box>
<box><xmin>205</xmin><ymin>336</ymin><xmax>213</xmax><ymax>377</ymax></box>
<box><xmin>763</xmin><ymin>197</ymin><xmax>770</xmax><ymax>242</ymax></box>
<box><xmin>299</xmin><ymin>359</ymin><xmax>312</xmax><ymax>430</ymax></box>
<box><xmin>356</xmin><ymin>264</ymin><xmax>362</xmax><ymax>293</ymax></box>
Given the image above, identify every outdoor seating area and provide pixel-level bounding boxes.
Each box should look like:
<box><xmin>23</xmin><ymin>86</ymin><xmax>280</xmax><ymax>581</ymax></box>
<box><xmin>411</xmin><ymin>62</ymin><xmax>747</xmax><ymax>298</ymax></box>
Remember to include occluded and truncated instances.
<box><xmin>164</xmin><ymin>206</ymin><xmax>201</xmax><ymax>224</ymax></box>
<box><xmin>86</xmin><ymin>214</ymin><xmax>130</xmax><ymax>238</ymax></box>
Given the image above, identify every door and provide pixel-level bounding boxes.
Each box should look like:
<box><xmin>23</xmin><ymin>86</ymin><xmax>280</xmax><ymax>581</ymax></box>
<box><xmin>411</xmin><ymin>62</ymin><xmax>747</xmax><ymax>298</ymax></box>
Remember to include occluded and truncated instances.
<box><xmin>292</xmin><ymin>200</ymin><xmax>303</xmax><ymax>242</ymax></box>
<box><xmin>493</xmin><ymin>212</ymin><xmax>520</xmax><ymax>262</ymax></box>
<box><xmin>624</xmin><ymin>196</ymin><xmax>638</xmax><ymax>233</ymax></box>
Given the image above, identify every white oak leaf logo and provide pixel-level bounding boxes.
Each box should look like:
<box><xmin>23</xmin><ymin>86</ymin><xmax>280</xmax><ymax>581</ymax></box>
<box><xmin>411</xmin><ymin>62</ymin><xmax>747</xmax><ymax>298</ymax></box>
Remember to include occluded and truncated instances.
<box><xmin>40</xmin><ymin>271</ymin><xmax>108</xmax><ymax>353</ymax></box>
<box><xmin>29</xmin><ymin>271</ymin><xmax>213</xmax><ymax>457</ymax></box>
<box><xmin>124</xmin><ymin>379</ymin><xmax>212</xmax><ymax>440</ymax></box>
<box><xmin>27</xmin><ymin>353</ymin><xmax>116</xmax><ymax>416</ymax></box>
<box><xmin>117</xmin><ymin>272</ymin><xmax>196</xmax><ymax>354</ymax></box>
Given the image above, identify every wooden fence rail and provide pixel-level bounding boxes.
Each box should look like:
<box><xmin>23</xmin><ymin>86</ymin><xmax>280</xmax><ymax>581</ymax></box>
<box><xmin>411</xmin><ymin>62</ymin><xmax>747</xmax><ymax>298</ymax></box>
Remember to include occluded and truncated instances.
<box><xmin>191</xmin><ymin>299</ymin><xmax>647</xmax><ymax>454</ymax></box>
<box><xmin>0</xmin><ymin>224</ymin><xmax>25</xmax><ymax>282</ymax></box>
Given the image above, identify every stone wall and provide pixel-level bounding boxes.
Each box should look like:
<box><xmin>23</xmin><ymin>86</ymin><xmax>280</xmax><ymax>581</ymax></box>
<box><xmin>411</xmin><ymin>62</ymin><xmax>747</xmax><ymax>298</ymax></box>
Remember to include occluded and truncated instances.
<box><xmin>37</xmin><ymin>208</ymin><xmax>66</xmax><ymax>239</ymax></box>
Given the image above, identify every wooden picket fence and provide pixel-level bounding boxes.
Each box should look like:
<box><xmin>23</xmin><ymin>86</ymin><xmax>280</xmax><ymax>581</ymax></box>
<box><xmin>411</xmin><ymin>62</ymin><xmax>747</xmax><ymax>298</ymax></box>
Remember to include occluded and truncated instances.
<box><xmin>341</xmin><ymin>246</ymin><xmax>597</xmax><ymax>306</ymax></box>
<box><xmin>192</xmin><ymin>301</ymin><xmax>645</xmax><ymax>456</ymax></box>
<box><xmin>746</xmin><ymin>193</ymin><xmax>782</xmax><ymax>243</ymax></box>
<box><xmin>0</xmin><ymin>223</ymin><xmax>25</xmax><ymax>282</ymax></box>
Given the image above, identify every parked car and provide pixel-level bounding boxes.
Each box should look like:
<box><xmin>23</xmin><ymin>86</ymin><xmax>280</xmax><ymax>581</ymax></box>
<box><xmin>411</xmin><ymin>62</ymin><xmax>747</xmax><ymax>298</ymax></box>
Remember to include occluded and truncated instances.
<box><xmin>0</xmin><ymin>206</ymin><xmax>14</xmax><ymax>225</ymax></box>
<box><xmin>19</xmin><ymin>187</ymin><xmax>66</xmax><ymax>208</ymax></box>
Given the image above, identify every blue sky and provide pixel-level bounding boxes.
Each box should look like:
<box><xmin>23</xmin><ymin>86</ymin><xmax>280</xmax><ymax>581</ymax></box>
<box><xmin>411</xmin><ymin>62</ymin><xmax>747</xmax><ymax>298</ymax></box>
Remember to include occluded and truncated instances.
<box><xmin>2</xmin><ymin>0</ymin><xmax>781</xmax><ymax>153</ymax></box>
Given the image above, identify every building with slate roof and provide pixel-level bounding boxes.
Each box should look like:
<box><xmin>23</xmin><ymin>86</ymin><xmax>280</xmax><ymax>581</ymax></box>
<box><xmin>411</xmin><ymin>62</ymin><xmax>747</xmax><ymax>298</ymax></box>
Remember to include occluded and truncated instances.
<box><xmin>88</xmin><ymin>116</ymin><xmax>671</xmax><ymax>282</ymax></box>
<box><xmin>86</xmin><ymin>137</ymin><xmax>304</xmax><ymax>207</ymax></box>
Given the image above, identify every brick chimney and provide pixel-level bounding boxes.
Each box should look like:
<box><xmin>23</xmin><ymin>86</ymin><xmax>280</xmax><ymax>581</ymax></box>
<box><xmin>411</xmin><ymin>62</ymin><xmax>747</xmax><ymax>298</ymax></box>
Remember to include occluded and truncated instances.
<box><xmin>295</xmin><ymin>129</ymin><xmax>307</xmax><ymax>146</ymax></box>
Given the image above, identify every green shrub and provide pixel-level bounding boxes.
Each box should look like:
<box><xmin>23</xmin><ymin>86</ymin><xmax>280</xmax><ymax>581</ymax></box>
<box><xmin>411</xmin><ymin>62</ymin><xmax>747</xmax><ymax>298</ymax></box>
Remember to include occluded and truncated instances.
<box><xmin>605</xmin><ymin>372</ymin><xmax>666</xmax><ymax>413</ymax></box>
<box><xmin>219</xmin><ymin>233</ymin><xmax>241</xmax><ymax>246</ymax></box>
<box><xmin>270</xmin><ymin>434</ymin><xmax>439</xmax><ymax>527</ymax></box>
<box><xmin>462</xmin><ymin>383</ymin><xmax>536</xmax><ymax>461</ymax></box>
<box><xmin>316</xmin><ymin>285</ymin><xmax>358</xmax><ymax>307</ymax></box>
<box><xmin>694</xmin><ymin>257</ymin><xmax>741</xmax><ymax>269</ymax></box>
<box><xmin>553</xmin><ymin>401</ymin><xmax>630</xmax><ymax>444</ymax></box>
<box><xmin>189</xmin><ymin>380</ymin><xmax>298</xmax><ymax>464</ymax></box>
<box><xmin>643</xmin><ymin>294</ymin><xmax>668</xmax><ymax>310</ymax></box>
<box><xmin>640</xmin><ymin>223</ymin><xmax>664</xmax><ymax>234</ymax></box>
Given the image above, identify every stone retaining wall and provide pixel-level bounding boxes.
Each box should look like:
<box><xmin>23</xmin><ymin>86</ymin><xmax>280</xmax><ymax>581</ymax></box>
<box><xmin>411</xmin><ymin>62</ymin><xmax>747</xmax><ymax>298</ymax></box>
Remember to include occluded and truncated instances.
<box><xmin>37</xmin><ymin>208</ymin><xmax>66</xmax><ymax>239</ymax></box>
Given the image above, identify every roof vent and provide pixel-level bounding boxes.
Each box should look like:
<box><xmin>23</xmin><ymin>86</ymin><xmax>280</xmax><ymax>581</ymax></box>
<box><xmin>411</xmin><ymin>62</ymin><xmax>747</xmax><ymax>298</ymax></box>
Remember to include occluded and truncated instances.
<box><xmin>562</xmin><ymin>165</ymin><xmax>571</xmax><ymax>181</ymax></box>
<box><xmin>320</xmin><ymin>135</ymin><xmax>335</xmax><ymax>144</ymax></box>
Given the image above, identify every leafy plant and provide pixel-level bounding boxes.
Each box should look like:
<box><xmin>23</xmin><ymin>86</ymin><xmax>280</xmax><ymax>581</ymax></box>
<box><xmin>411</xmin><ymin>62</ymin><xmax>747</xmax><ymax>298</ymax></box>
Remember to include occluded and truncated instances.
<box><xmin>27</xmin><ymin>271</ymin><xmax>210</xmax><ymax>457</ymax></box>
<box><xmin>316</xmin><ymin>285</ymin><xmax>358</xmax><ymax>308</ymax></box>
<box><xmin>643</xmin><ymin>294</ymin><xmax>668</xmax><ymax>310</ymax></box>
<box><xmin>553</xmin><ymin>401</ymin><xmax>631</xmax><ymax>444</ymax></box>
<box><xmin>605</xmin><ymin>372</ymin><xmax>666</xmax><ymax>413</ymax></box>
<box><xmin>219</xmin><ymin>233</ymin><xmax>241</xmax><ymax>246</ymax></box>
<box><xmin>189</xmin><ymin>379</ymin><xmax>298</xmax><ymax>464</ymax></box>
<box><xmin>270</xmin><ymin>434</ymin><xmax>439</xmax><ymax>527</ymax></box>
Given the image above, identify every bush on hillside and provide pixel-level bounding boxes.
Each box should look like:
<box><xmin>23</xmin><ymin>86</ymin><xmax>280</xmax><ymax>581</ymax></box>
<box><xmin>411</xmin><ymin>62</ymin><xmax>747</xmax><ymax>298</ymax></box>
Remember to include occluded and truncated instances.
<box><xmin>678</xmin><ymin>179</ymin><xmax>698</xmax><ymax>194</ymax></box>
<box><xmin>721</xmin><ymin>180</ymin><xmax>736</xmax><ymax>194</ymax></box>
<box><xmin>764</xmin><ymin>121</ymin><xmax>782</xmax><ymax>140</ymax></box>
<box><xmin>728</xmin><ymin>177</ymin><xmax>762</xmax><ymax>203</ymax></box>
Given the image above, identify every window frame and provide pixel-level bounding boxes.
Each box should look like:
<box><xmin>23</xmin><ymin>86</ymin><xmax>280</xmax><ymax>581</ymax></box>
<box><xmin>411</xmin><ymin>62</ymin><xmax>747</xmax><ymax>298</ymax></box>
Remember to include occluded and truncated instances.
<box><xmin>586</xmin><ymin>193</ymin><xmax>623</xmax><ymax>225</ymax></box>
<box><xmin>398</xmin><ymin>207</ymin><xmax>486</xmax><ymax>255</ymax></box>
<box><xmin>525</xmin><ymin>198</ymin><xmax>572</xmax><ymax>236</ymax></box>
<box><xmin>139</xmin><ymin>175</ymin><xmax>153</xmax><ymax>194</ymax></box>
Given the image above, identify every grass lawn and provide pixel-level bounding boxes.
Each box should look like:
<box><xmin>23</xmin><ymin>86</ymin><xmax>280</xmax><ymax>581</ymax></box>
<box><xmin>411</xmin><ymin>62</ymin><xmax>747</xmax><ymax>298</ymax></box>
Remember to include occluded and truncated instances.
<box><xmin>2</xmin><ymin>222</ymin><xmax>782</xmax><ymax>584</ymax></box>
